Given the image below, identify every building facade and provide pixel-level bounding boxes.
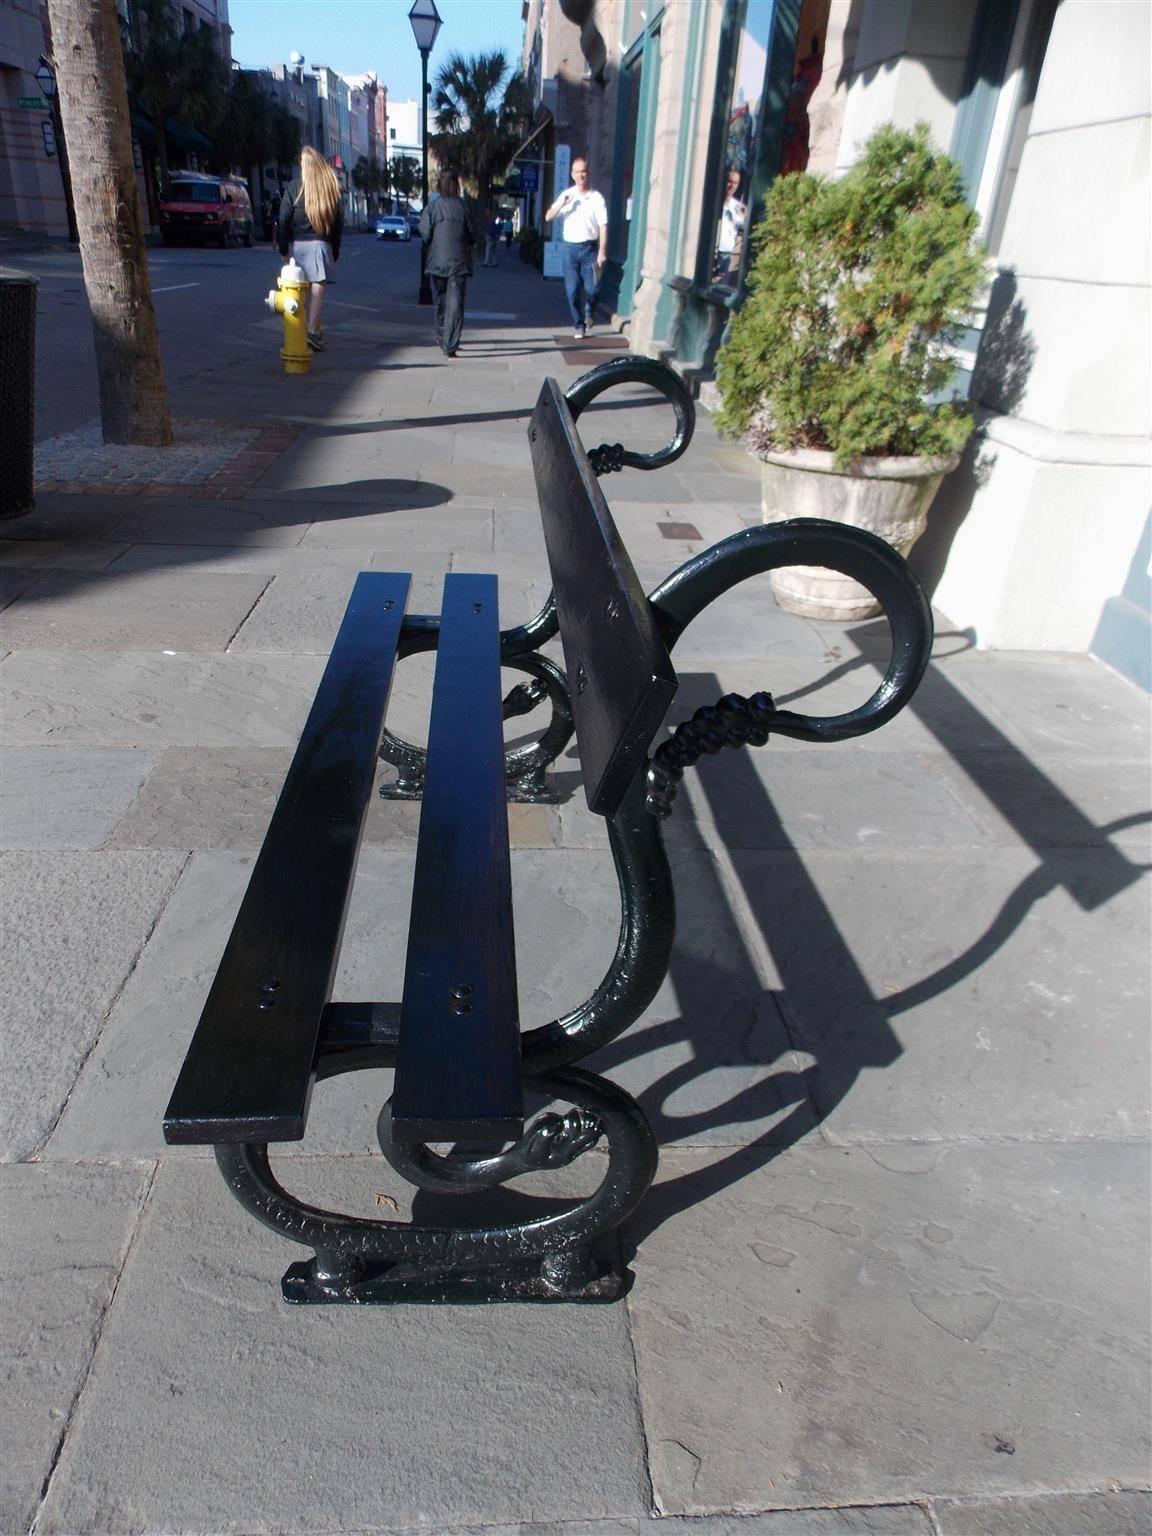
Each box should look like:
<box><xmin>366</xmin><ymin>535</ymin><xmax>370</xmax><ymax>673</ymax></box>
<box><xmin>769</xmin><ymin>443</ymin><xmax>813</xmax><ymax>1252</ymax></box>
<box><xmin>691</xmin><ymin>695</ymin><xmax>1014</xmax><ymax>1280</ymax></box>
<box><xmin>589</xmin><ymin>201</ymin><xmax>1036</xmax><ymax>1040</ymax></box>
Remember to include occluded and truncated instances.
<box><xmin>385</xmin><ymin>97</ymin><xmax>423</xmax><ymax>206</ymax></box>
<box><xmin>0</xmin><ymin>0</ymin><xmax>62</xmax><ymax>237</ymax></box>
<box><xmin>536</xmin><ymin>0</ymin><xmax>1149</xmax><ymax>685</ymax></box>
<box><xmin>0</xmin><ymin>0</ymin><xmax>233</xmax><ymax>238</ymax></box>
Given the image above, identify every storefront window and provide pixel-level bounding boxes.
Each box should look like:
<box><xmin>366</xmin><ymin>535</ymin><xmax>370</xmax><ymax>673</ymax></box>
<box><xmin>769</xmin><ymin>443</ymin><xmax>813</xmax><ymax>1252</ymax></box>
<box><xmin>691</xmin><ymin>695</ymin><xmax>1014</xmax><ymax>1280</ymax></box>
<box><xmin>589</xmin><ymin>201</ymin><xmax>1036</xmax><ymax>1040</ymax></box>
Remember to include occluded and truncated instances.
<box><xmin>622</xmin><ymin>0</ymin><xmax>649</xmax><ymax>50</ymax></box>
<box><xmin>710</xmin><ymin>0</ymin><xmax>773</xmax><ymax>289</ymax></box>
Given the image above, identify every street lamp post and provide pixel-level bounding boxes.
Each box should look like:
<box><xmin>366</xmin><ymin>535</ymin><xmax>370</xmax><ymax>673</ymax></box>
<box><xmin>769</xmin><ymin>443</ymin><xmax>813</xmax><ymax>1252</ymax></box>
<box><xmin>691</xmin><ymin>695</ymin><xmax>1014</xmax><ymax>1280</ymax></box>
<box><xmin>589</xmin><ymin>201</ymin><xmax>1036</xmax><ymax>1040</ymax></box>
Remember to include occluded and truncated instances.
<box><xmin>36</xmin><ymin>58</ymin><xmax>78</xmax><ymax>245</ymax></box>
<box><xmin>407</xmin><ymin>0</ymin><xmax>442</xmax><ymax>306</ymax></box>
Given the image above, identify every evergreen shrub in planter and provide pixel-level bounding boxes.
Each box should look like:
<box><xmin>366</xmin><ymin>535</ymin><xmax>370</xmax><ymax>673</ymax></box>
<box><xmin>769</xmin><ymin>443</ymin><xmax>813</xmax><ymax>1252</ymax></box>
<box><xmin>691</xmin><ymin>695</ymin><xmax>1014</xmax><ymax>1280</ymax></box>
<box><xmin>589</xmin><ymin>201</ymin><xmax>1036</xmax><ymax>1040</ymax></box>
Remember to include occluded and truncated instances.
<box><xmin>716</xmin><ymin>124</ymin><xmax>986</xmax><ymax>619</ymax></box>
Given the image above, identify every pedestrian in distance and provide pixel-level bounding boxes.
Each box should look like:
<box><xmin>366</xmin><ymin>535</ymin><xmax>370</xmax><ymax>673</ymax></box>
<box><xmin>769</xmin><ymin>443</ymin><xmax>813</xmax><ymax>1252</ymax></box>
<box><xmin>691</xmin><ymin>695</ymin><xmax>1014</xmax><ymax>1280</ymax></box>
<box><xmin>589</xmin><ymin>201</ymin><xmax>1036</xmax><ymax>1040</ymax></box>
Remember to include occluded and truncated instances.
<box><xmin>276</xmin><ymin>146</ymin><xmax>343</xmax><ymax>353</ymax></box>
<box><xmin>419</xmin><ymin>170</ymin><xmax>474</xmax><ymax>358</ymax></box>
<box><xmin>482</xmin><ymin>207</ymin><xmax>500</xmax><ymax>267</ymax></box>
<box><xmin>545</xmin><ymin>156</ymin><xmax>608</xmax><ymax>338</ymax></box>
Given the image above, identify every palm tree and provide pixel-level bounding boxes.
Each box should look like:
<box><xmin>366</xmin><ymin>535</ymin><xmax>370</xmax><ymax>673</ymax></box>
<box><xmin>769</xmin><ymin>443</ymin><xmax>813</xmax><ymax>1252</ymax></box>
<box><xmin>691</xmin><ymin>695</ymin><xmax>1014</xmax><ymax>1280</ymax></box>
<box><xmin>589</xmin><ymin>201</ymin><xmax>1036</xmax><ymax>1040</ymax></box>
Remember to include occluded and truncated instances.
<box><xmin>122</xmin><ymin>0</ymin><xmax>225</xmax><ymax>190</ymax></box>
<box><xmin>45</xmin><ymin>0</ymin><xmax>172</xmax><ymax>446</ymax></box>
<box><xmin>429</xmin><ymin>50</ymin><xmax>529</xmax><ymax>212</ymax></box>
<box><xmin>268</xmin><ymin>104</ymin><xmax>302</xmax><ymax>185</ymax></box>
<box><xmin>209</xmin><ymin>70</ymin><xmax>270</xmax><ymax>179</ymax></box>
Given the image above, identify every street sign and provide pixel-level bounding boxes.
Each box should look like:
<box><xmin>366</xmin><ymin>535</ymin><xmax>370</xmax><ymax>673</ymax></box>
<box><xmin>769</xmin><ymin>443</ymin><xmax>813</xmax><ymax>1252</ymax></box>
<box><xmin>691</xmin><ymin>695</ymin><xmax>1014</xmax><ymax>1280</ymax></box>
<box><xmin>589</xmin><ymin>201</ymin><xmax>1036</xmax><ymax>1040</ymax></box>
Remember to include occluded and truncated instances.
<box><xmin>18</xmin><ymin>96</ymin><xmax>47</xmax><ymax>109</ymax></box>
<box><xmin>519</xmin><ymin>163</ymin><xmax>539</xmax><ymax>193</ymax></box>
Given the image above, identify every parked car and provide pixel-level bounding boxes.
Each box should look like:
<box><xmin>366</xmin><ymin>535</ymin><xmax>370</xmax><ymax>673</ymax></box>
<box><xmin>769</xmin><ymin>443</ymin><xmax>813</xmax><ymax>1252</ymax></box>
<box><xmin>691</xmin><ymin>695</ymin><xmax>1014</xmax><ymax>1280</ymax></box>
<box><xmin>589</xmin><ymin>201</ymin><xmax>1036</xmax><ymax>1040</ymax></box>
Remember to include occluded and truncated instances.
<box><xmin>376</xmin><ymin>214</ymin><xmax>411</xmax><ymax>242</ymax></box>
<box><xmin>406</xmin><ymin>208</ymin><xmax>422</xmax><ymax>231</ymax></box>
<box><xmin>160</xmin><ymin>173</ymin><xmax>254</xmax><ymax>247</ymax></box>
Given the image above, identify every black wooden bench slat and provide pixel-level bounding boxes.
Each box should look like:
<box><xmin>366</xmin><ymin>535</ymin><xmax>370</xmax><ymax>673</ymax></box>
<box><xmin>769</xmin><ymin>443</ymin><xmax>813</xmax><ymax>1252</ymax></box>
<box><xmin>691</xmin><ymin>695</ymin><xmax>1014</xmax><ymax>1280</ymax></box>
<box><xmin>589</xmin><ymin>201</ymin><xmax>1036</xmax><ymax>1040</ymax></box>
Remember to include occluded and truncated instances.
<box><xmin>530</xmin><ymin>379</ymin><xmax>678</xmax><ymax>816</ymax></box>
<box><xmin>163</xmin><ymin>571</ymin><xmax>411</xmax><ymax>1146</ymax></box>
<box><xmin>389</xmin><ymin>573</ymin><xmax>524</xmax><ymax>1145</ymax></box>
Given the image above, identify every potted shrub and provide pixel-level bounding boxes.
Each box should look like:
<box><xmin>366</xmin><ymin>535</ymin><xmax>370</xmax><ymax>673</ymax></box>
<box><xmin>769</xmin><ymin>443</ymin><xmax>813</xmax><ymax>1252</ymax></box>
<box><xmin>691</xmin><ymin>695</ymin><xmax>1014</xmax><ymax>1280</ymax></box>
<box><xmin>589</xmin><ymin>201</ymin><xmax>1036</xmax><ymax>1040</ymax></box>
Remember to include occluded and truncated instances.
<box><xmin>716</xmin><ymin>123</ymin><xmax>986</xmax><ymax>619</ymax></box>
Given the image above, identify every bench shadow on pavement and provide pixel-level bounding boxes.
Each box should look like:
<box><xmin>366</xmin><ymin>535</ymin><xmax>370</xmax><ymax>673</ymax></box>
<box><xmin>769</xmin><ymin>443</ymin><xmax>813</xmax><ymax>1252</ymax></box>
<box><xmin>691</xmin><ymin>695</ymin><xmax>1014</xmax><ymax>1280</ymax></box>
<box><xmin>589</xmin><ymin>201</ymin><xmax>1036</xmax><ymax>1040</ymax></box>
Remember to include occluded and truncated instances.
<box><xmin>415</xmin><ymin>627</ymin><xmax>1149</xmax><ymax>1245</ymax></box>
<box><xmin>621</xmin><ymin>631</ymin><xmax>1149</xmax><ymax>1246</ymax></box>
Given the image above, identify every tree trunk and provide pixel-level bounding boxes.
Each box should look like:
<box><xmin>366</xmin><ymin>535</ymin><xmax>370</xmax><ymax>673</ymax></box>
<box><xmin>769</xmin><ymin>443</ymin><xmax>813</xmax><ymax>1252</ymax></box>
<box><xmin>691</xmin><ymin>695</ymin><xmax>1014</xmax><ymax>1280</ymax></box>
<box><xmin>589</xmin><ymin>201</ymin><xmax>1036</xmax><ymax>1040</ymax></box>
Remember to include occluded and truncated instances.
<box><xmin>46</xmin><ymin>0</ymin><xmax>173</xmax><ymax>446</ymax></box>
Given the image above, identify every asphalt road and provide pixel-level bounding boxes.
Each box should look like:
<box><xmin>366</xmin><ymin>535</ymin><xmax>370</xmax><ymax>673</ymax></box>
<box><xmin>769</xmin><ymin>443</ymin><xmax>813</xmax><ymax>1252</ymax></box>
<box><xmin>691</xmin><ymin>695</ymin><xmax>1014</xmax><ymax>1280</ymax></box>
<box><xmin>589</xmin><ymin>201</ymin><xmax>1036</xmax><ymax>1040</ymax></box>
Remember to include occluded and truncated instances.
<box><xmin>17</xmin><ymin>231</ymin><xmax>420</xmax><ymax>442</ymax></box>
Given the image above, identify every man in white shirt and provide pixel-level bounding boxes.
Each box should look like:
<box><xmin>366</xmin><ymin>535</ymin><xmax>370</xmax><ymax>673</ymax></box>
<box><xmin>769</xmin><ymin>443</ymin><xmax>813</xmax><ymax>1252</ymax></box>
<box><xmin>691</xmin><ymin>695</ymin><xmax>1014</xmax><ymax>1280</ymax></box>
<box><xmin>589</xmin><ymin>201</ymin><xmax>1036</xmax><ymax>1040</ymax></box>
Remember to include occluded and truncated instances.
<box><xmin>545</xmin><ymin>157</ymin><xmax>609</xmax><ymax>338</ymax></box>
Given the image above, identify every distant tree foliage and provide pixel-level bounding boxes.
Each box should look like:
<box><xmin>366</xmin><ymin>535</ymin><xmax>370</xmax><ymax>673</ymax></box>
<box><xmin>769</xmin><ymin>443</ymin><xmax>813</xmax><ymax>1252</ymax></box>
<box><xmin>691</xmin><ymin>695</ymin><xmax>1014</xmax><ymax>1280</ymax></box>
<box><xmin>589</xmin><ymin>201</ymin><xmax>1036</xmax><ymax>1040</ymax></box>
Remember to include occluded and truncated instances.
<box><xmin>209</xmin><ymin>71</ymin><xmax>300</xmax><ymax>180</ymax></box>
<box><xmin>121</xmin><ymin>0</ymin><xmax>223</xmax><ymax>187</ymax></box>
<box><xmin>429</xmin><ymin>49</ymin><xmax>529</xmax><ymax>211</ymax></box>
<box><xmin>391</xmin><ymin>154</ymin><xmax>420</xmax><ymax>206</ymax></box>
<box><xmin>120</xmin><ymin>5</ymin><xmax>299</xmax><ymax>187</ymax></box>
<box><xmin>352</xmin><ymin>155</ymin><xmax>390</xmax><ymax>209</ymax></box>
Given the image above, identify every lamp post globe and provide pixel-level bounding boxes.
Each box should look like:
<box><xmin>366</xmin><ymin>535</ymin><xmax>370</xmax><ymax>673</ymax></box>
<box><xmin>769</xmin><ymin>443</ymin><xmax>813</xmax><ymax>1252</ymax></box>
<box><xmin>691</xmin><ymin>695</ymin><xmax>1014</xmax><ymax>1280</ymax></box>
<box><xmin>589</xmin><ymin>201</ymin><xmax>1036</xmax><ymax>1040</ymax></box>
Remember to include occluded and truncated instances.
<box><xmin>35</xmin><ymin>59</ymin><xmax>56</xmax><ymax>99</ymax></box>
<box><xmin>407</xmin><ymin>0</ymin><xmax>442</xmax><ymax>53</ymax></box>
<box><xmin>407</xmin><ymin>0</ymin><xmax>441</xmax><ymax>306</ymax></box>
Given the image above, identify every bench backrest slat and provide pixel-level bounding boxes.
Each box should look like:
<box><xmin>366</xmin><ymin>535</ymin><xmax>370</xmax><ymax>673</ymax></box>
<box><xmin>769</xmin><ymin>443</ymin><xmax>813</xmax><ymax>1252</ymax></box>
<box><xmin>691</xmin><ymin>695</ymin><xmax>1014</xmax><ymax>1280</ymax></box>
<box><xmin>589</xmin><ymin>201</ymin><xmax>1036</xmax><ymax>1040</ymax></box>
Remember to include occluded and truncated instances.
<box><xmin>163</xmin><ymin>571</ymin><xmax>411</xmax><ymax>1145</ymax></box>
<box><xmin>530</xmin><ymin>379</ymin><xmax>678</xmax><ymax>816</ymax></box>
<box><xmin>390</xmin><ymin>574</ymin><xmax>523</xmax><ymax>1145</ymax></box>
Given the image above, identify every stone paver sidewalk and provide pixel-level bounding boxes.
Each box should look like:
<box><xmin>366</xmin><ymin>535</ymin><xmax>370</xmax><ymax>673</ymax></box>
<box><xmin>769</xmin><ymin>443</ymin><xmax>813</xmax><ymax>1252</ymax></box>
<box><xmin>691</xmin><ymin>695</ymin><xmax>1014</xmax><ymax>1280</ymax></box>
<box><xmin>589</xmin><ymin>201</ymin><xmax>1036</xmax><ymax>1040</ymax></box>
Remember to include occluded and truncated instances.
<box><xmin>1</xmin><ymin>242</ymin><xmax>1149</xmax><ymax>1536</ymax></box>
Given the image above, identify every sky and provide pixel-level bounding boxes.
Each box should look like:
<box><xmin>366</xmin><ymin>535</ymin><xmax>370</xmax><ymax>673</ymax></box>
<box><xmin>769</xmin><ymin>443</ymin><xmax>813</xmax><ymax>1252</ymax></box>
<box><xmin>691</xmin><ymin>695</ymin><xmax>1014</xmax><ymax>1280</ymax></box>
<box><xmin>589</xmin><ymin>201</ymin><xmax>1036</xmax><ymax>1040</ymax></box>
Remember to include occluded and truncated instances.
<box><xmin>227</xmin><ymin>0</ymin><xmax>527</xmax><ymax>104</ymax></box>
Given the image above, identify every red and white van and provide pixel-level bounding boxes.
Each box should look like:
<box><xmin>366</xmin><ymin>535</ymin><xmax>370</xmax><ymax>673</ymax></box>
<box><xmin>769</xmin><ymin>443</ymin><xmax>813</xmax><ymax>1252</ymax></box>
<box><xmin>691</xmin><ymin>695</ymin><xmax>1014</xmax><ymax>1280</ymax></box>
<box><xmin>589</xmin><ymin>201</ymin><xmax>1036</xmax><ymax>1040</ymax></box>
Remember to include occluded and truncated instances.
<box><xmin>159</xmin><ymin>172</ymin><xmax>254</xmax><ymax>248</ymax></box>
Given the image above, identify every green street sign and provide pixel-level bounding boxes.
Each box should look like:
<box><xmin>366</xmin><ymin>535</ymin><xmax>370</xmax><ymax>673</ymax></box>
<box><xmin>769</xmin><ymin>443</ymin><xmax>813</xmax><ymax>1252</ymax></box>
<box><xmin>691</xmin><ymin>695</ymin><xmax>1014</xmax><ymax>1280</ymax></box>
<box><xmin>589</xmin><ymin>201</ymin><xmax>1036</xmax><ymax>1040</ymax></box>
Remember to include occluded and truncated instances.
<box><xmin>18</xmin><ymin>96</ymin><xmax>47</xmax><ymax>109</ymax></box>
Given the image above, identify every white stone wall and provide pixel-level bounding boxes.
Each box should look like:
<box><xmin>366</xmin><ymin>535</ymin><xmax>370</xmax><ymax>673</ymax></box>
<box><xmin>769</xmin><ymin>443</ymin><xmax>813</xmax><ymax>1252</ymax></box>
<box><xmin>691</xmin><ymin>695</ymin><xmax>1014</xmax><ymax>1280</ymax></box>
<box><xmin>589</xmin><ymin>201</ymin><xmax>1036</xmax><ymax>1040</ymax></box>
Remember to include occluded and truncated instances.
<box><xmin>932</xmin><ymin>0</ymin><xmax>1151</xmax><ymax>660</ymax></box>
<box><xmin>832</xmin><ymin>0</ymin><xmax>1150</xmax><ymax>664</ymax></box>
<box><xmin>835</xmin><ymin>0</ymin><xmax>978</xmax><ymax>168</ymax></box>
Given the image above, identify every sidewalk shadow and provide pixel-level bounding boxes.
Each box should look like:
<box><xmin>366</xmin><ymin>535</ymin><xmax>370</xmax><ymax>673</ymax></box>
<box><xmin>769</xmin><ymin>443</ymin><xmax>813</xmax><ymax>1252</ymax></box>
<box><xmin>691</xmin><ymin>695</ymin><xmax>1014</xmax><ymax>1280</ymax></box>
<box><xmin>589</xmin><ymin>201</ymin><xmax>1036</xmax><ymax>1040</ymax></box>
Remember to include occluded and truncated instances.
<box><xmin>600</xmin><ymin>635</ymin><xmax>1145</xmax><ymax>1246</ymax></box>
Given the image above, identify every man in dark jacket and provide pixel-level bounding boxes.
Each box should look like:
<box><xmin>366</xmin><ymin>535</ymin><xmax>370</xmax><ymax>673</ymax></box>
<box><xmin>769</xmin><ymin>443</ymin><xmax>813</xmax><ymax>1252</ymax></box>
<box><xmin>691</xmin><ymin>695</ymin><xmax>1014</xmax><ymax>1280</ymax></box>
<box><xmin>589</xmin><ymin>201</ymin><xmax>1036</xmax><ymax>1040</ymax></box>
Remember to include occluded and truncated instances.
<box><xmin>418</xmin><ymin>171</ymin><xmax>473</xmax><ymax>357</ymax></box>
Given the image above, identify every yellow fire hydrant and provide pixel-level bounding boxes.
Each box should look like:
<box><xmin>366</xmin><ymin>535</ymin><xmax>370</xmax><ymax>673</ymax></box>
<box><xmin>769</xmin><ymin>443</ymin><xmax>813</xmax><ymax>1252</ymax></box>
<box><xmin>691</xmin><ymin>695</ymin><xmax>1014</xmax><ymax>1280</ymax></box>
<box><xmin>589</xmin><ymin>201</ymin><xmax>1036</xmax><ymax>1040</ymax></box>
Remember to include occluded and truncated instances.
<box><xmin>265</xmin><ymin>258</ymin><xmax>311</xmax><ymax>375</ymax></box>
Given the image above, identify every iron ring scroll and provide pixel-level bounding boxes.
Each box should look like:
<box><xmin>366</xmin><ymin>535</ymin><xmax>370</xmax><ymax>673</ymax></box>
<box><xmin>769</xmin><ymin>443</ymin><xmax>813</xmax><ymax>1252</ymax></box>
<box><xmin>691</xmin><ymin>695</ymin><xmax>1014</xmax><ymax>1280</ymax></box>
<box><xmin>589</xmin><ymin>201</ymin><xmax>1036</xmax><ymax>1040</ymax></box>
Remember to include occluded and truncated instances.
<box><xmin>564</xmin><ymin>355</ymin><xmax>695</xmax><ymax>475</ymax></box>
<box><xmin>645</xmin><ymin>519</ymin><xmax>934</xmax><ymax>816</ymax></box>
<box><xmin>378</xmin><ymin>647</ymin><xmax>574</xmax><ymax>801</ymax></box>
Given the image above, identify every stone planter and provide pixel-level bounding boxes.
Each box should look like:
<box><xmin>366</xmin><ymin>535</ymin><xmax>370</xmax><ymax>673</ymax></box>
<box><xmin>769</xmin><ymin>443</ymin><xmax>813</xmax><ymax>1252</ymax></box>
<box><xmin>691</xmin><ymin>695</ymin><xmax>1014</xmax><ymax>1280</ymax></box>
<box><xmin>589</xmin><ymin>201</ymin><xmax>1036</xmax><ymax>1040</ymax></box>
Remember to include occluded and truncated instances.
<box><xmin>759</xmin><ymin>447</ymin><xmax>959</xmax><ymax>620</ymax></box>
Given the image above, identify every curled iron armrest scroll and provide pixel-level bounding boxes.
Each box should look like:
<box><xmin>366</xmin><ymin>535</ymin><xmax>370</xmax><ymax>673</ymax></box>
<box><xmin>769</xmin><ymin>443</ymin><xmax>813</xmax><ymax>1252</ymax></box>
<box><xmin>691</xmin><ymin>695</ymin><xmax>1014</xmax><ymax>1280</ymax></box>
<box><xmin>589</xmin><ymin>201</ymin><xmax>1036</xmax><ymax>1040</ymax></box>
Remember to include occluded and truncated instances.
<box><xmin>564</xmin><ymin>356</ymin><xmax>695</xmax><ymax>475</ymax></box>
<box><xmin>645</xmin><ymin>519</ymin><xmax>934</xmax><ymax>817</ymax></box>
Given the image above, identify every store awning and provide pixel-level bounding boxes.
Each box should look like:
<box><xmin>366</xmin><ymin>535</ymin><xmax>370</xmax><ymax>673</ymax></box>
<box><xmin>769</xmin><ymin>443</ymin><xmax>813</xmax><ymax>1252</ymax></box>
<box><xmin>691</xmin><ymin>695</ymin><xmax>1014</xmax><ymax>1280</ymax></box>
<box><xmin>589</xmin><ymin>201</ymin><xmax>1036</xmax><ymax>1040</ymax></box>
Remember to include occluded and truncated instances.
<box><xmin>129</xmin><ymin>108</ymin><xmax>211</xmax><ymax>154</ymax></box>
<box><xmin>508</xmin><ymin>111</ymin><xmax>552</xmax><ymax>166</ymax></box>
<box><xmin>164</xmin><ymin>117</ymin><xmax>211</xmax><ymax>153</ymax></box>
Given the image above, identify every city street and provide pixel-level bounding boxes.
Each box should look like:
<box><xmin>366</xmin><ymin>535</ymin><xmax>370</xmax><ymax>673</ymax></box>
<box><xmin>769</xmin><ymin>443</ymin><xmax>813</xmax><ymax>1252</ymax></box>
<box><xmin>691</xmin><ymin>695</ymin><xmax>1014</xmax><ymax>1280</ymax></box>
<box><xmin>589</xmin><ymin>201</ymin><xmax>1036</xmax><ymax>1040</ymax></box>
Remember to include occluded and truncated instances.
<box><xmin>23</xmin><ymin>230</ymin><xmax>422</xmax><ymax>440</ymax></box>
<box><xmin>1</xmin><ymin>233</ymin><xmax>1149</xmax><ymax>1536</ymax></box>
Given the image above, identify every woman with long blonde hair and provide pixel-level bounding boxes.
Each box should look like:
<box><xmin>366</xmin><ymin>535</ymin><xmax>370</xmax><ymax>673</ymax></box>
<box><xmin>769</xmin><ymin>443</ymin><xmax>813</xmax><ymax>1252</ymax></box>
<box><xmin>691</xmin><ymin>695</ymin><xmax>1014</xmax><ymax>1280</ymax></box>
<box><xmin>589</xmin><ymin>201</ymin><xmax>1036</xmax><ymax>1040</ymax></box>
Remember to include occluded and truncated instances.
<box><xmin>276</xmin><ymin>145</ymin><xmax>345</xmax><ymax>351</ymax></box>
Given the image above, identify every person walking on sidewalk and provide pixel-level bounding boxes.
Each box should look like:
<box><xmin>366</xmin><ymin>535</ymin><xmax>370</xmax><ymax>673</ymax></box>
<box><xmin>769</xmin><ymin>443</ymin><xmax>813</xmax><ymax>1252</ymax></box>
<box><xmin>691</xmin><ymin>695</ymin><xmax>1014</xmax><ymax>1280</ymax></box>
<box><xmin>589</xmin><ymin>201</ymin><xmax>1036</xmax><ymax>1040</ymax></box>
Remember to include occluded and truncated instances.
<box><xmin>545</xmin><ymin>157</ymin><xmax>608</xmax><ymax>338</ymax></box>
<box><xmin>276</xmin><ymin>146</ymin><xmax>343</xmax><ymax>353</ymax></box>
<box><xmin>419</xmin><ymin>171</ymin><xmax>474</xmax><ymax>357</ymax></box>
<box><xmin>482</xmin><ymin>207</ymin><xmax>500</xmax><ymax>267</ymax></box>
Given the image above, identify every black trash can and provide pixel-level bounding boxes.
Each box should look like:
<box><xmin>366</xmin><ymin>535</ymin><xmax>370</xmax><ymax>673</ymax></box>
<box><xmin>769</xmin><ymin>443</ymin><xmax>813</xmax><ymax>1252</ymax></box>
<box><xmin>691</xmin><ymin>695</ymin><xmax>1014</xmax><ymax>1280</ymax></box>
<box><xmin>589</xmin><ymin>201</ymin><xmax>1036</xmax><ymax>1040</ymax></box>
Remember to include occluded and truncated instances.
<box><xmin>0</xmin><ymin>270</ymin><xmax>39</xmax><ymax>519</ymax></box>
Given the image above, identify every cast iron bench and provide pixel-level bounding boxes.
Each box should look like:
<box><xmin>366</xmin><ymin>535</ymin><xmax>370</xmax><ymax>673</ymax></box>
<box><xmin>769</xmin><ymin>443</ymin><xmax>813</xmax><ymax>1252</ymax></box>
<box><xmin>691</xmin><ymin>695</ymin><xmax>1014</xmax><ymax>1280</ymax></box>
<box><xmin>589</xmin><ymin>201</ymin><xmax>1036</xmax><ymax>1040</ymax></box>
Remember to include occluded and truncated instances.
<box><xmin>163</xmin><ymin>356</ymin><xmax>933</xmax><ymax>1305</ymax></box>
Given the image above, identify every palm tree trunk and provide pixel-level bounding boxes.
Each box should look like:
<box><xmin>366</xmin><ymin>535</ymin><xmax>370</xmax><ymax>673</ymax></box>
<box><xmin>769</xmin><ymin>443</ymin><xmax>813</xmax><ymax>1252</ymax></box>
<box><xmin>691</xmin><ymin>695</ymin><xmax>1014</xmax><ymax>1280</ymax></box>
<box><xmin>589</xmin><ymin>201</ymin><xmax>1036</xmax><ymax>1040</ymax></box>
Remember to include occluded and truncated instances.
<box><xmin>46</xmin><ymin>0</ymin><xmax>173</xmax><ymax>446</ymax></box>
